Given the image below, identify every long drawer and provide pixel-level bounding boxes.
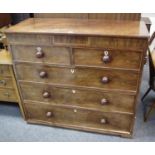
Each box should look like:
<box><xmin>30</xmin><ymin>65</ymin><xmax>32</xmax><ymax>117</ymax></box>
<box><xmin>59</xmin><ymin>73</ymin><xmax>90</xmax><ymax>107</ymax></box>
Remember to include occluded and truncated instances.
<box><xmin>20</xmin><ymin>82</ymin><xmax>135</xmax><ymax>114</ymax></box>
<box><xmin>73</xmin><ymin>48</ymin><xmax>142</xmax><ymax>70</ymax></box>
<box><xmin>25</xmin><ymin>102</ymin><xmax>133</xmax><ymax>135</ymax></box>
<box><xmin>15</xmin><ymin>63</ymin><xmax>139</xmax><ymax>92</ymax></box>
<box><xmin>11</xmin><ymin>45</ymin><xmax>71</xmax><ymax>65</ymax></box>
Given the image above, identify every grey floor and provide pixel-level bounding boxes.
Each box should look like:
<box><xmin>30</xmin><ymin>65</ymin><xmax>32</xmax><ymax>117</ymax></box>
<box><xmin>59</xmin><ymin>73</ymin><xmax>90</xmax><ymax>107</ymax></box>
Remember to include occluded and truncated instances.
<box><xmin>0</xmin><ymin>63</ymin><xmax>155</xmax><ymax>142</ymax></box>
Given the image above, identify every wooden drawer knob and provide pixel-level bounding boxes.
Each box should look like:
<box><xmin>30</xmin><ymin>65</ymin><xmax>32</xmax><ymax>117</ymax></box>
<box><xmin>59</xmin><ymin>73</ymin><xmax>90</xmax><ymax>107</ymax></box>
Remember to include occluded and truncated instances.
<box><xmin>36</xmin><ymin>47</ymin><xmax>44</xmax><ymax>58</ymax></box>
<box><xmin>4</xmin><ymin>92</ymin><xmax>10</xmax><ymax>97</ymax></box>
<box><xmin>39</xmin><ymin>71</ymin><xmax>47</xmax><ymax>78</ymax></box>
<box><xmin>100</xmin><ymin>118</ymin><xmax>107</xmax><ymax>124</ymax></box>
<box><xmin>43</xmin><ymin>91</ymin><xmax>50</xmax><ymax>98</ymax></box>
<box><xmin>102</xmin><ymin>51</ymin><xmax>111</xmax><ymax>63</ymax></box>
<box><xmin>101</xmin><ymin>76</ymin><xmax>109</xmax><ymax>84</ymax></box>
<box><xmin>46</xmin><ymin>111</ymin><xmax>53</xmax><ymax>117</ymax></box>
<box><xmin>101</xmin><ymin>98</ymin><xmax>108</xmax><ymax>105</ymax></box>
<box><xmin>0</xmin><ymin>80</ymin><xmax>6</xmax><ymax>86</ymax></box>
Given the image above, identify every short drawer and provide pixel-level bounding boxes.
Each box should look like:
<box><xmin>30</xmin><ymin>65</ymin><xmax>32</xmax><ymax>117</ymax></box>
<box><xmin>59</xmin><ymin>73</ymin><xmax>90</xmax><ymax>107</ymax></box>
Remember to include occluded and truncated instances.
<box><xmin>20</xmin><ymin>82</ymin><xmax>135</xmax><ymax>114</ymax></box>
<box><xmin>11</xmin><ymin>45</ymin><xmax>70</xmax><ymax>65</ymax></box>
<box><xmin>0</xmin><ymin>65</ymin><xmax>11</xmax><ymax>77</ymax></box>
<box><xmin>25</xmin><ymin>103</ymin><xmax>133</xmax><ymax>134</ymax></box>
<box><xmin>0</xmin><ymin>88</ymin><xmax>17</xmax><ymax>102</ymax></box>
<box><xmin>15</xmin><ymin>63</ymin><xmax>139</xmax><ymax>92</ymax></box>
<box><xmin>7</xmin><ymin>34</ymin><xmax>51</xmax><ymax>45</ymax></box>
<box><xmin>0</xmin><ymin>77</ymin><xmax>14</xmax><ymax>88</ymax></box>
<box><xmin>74</xmin><ymin>48</ymin><xmax>142</xmax><ymax>70</ymax></box>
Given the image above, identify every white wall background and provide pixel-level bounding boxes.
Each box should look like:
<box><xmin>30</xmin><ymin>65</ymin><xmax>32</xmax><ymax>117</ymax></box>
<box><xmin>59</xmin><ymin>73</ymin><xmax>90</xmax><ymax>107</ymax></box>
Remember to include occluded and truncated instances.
<box><xmin>142</xmin><ymin>13</ymin><xmax>155</xmax><ymax>35</ymax></box>
<box><xmin>142</xmin><ymin>13</ymin><xmax>155</xmax><ymax>49</ymax></box>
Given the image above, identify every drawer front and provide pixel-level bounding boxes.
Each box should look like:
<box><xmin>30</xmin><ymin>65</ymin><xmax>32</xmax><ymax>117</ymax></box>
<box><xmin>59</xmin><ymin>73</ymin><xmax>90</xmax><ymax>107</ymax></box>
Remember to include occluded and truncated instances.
<box><xmin>89</xmin><ymin>37</ymin><xmax>147</xmax><ymax>51</ymax></box>
<box><xmin>0</xmin><ymin>88</ymin><xmax>17</xmax><ymax>102</ymax></box>
<box><xmin>25</xmin><ymin>103</ymin><xmax>133</xmax><ymax>133</ymax></box>
<box><xmin>53</xmin><ymin>35</ymin><xmax>89</xmax><ymax>46</ymax></box>
<box><xmin>0</xmin><ymin>77</ymin><xmax>14</xmax><ymax>88</ymax></box>
<box><xmin>11</xmin><ymin>45</ymin><xmax>70</xmax><ymax>65</ymax></box>
<box><xmin>8</xmin><ymin>34</ymin><xmax>147</xmax><ymax>51</ymax></box>
<box><xmin>15</xmin><ymin>64</ymin><xmax>138</xmax><ymax>91</ymax></box>
<box><xmin>74</xmin><ymin>48</ymin><xmax>142</xmax><ymax>70</ymax></box>
<box><xmin>20</xmin><ymin>82</ymin><xmax>135</xmax><ymax>113</ymax></box>
<box><xmin>0</xmin><ymin>65</ymin><xmax>11</xmax><ymax>77</ymax></box>
<box><xmin>7</xmin><ymin>34</ymin><xmax>51</xmax><ymax>45</ymax></box>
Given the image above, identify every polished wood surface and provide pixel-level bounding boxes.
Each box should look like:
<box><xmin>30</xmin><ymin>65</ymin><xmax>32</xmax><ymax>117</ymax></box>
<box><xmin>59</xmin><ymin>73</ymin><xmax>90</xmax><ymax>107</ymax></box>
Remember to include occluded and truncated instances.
<box><xmin>15</xmin><ymin>63</ymin><xmax>138</xmax><ymax>92</ymax></box>
<box><xmin>6</xmin><ymin>17</ymin><xmax>149</xmax><ymax>137</ymax></box>
<box><xmin>0</xmin><ymin>77</ymin><xmax>14</xmax><ymax>88</ymax></box>
<box><xmin>0</xmin><ymin>88</ymin><xmax>17</xmax><ymax>102</ymax></box>
<box><xmin>74</xmin><ymin>48</ymin><xmax>142</xmax><ymax>70</ymax></box>
<box><xmin>8</xmin><ymin>34</ymin><xmax>148</xmax><ymax>52</ymax></box>
<box><xmin>5</xmin><ymin>18</ymin><xmax>149</xmax><ymax>38</ymax></box>
<box><xmin>19</xmin><ymin>81</ymin><xmax>135</xmax><ymax>114</ymax></box>
<box><xmin>0</xmin><ymin>50</ymin><xmax>12</xmax><ymax>65</ymax></box>
<box><xmin>0</xmin><ymin>65</ymin><xmax>11</xmax><ymax>77</ymax></box>
<box><xmin>25</xmin><ymin>102</ymin><xmax>133</xmax><ymax>134</ymax></box>
<box><xmin>11</xmin><ymin>45</ymin><xmax>70</xmax><ymax>65</ymax></box>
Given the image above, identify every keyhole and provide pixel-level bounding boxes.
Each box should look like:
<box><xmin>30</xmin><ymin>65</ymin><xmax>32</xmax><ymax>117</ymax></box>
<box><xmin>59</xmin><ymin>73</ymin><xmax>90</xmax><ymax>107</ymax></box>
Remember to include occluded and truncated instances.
<box><xmin>104</xmin><ymin>51</ymin><xmax>109</xmax><ymax>56</ymax></box>
<box><xmin>71</xmin><ymin>69</ymin><xmax>75</xmax><ymax>74</ymax></box>
<box><xmin>72</xmin><ymin>90</ymin><xmax>76</xmax><ymax>94</ymax></box>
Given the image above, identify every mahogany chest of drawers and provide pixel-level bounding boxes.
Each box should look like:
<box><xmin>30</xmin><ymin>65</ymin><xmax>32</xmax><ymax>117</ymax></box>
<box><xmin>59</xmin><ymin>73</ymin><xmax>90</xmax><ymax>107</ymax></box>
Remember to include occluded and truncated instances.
<box><xmin>6</xmin><ymin>18</ymin><xmax>149</xmax><ymax>137</ymax></box>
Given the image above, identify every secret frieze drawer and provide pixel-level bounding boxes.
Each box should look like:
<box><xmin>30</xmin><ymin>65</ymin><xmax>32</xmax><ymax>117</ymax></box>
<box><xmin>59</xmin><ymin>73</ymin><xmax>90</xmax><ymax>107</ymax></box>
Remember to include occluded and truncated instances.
<box><xmin>7</xmin><ymin>34</ymin><xmax>147</xmax><ymax>51</ymax></box>
<box><xmin>20</xmin><ymin>81</ymin><xmax>135</xmax><ymax>114</ymax></box>
<box><xmin>15</xmin><ymin>63</ymin><xmax>139</xmax><ymax>92</ymax></box>
<box><xmin>25</xmin><ymin>102</ymin><xmax>133</xmax><ymax>136</ymax></box>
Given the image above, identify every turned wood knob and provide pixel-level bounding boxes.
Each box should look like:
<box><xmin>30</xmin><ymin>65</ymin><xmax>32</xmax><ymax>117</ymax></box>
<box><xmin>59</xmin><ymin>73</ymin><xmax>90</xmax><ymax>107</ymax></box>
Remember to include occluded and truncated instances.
<box><xmin>4</xmin><ymin>92</ymin><xmax>10</xmax><ymax>97</ymax></box>
<box><xmin>101</xmin><ymin>98</ymin><xmax>108</xmax><ymax>105</ymax></box>
<box><xmin>43</xmin><ymin>91</ymin><xmax>50</xmax><ymax>98</ymax></box>
<box><xmin>39</xmin><ymin>71</ymin><xmax>47</xmax><ymax>78</ymax></box>
<box><xmin>100</xmin><ymin>118</ymin><xmax>107</xmax><ymax>124</ymax></box>
<box><xmin>46</xmin><ymin>111</ymin><xmax>53</xmax><ymax>117</ymax></box>
<box><xmin>0</xmin><ymin>80</ymin><xmax>6</xmax><ymax>86</ymax></box>
<box><xmin>102</xmin><ymin>51</ymin><xmax>111</xmax><ymax>63</ymax></box>
<box><xmin>101</xmin><ymin>76</ymin><xmax>109</xmax><ymax>84</ymax></box>
<box><xmin>36</xmin><ymin>47</ymin><xmax>44</xmax><ymax>58</ymax></box>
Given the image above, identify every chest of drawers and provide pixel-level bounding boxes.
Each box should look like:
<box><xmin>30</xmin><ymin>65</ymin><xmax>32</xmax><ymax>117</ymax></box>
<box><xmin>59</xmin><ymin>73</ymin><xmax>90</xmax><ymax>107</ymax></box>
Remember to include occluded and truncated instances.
<box><xmin>0</xmin><ymin>50</ymin><xmax>25</xmax><ymax>118</ymax></box>
<box><xmin>6</xmin><ymin>18</ymin><xmax>149</xmax><ymax>137</ymax></box>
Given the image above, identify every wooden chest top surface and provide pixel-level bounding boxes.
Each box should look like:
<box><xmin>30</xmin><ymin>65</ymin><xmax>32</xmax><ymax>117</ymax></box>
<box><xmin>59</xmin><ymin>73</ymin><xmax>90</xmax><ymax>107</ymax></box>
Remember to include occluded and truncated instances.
<box><xmin>5</xmin><ymin>18</ymin><xmax>149</xmax><ymax>38</ymax></box>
